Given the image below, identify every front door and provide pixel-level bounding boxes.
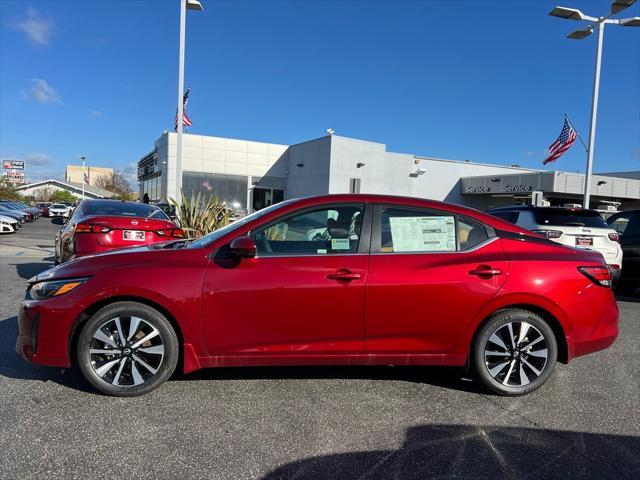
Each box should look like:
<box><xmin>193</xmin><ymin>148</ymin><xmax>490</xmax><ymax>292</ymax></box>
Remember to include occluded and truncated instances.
<box><xmin>202</xmin><ymin>203</ymin><xmax>370</xmax><ymax>355</ymax></box>
<box><xmin>366</xmin><ymin>205</ymin><xmax>509</xmax><ymax>353</ymax></box>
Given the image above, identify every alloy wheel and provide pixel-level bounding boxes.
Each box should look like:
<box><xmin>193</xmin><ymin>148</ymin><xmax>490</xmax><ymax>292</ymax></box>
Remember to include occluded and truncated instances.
<box><xmin>88</xmin><ymin>316</ymin><xmax>165</xmax><ymax>387</ymax></box>
<box><xmin>483</xmin><ymin>321</ymin><xmax>549</xmax><ymax>388</ymax></box>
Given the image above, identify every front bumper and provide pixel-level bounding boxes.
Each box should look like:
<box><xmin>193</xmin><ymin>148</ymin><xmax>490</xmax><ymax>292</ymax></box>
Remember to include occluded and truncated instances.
<box><xmin>16</xmin><ymin>295</ymin><xmax>81</xmax><ymax>368</ymax></box>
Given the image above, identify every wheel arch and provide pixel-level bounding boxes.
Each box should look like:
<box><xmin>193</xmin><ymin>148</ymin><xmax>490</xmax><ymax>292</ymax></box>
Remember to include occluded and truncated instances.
<box><xmin>68</xmin><ymin>295</ymin><xmax>186</xmax><ymax>370</ymax></box>
<box><xmin>470</xmin><ymin>304</ymin><xmax>568</xmax><ymax>364</ymax></box>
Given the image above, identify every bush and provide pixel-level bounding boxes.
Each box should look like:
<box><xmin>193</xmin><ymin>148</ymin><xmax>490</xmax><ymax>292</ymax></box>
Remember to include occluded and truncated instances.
<box><xmin>0</xmin><ymin>178</ymin><xmax>24</xmax><ymax>201</ymax></box>
<box><xmin>50</xmin><ymin>190</ymin><xmax>77</xmax><ymax>204</ymax></box>
<box><xmin>169</xmin><ymin>191</ymin><xmax>230</xmax><ymax>239</ymax></box>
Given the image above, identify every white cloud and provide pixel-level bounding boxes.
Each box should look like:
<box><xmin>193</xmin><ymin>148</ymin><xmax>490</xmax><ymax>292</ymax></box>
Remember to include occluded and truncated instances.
<box><xmin>13</xmin><ymin>8</ymin><xmax>56</xmax><ymax>46</ymax></box>
<box><xmin>23</xmin><ymin>153</ymin><xmax>53</xmax><ymax>167</ymax></box>
<box><xmin>27</xmin><ymin>79</ymin><xmax>61</xmax><ymax>104</ymax></box>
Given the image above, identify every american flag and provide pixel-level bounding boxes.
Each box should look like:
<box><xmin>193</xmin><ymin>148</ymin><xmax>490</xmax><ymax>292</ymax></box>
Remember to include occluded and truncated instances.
<box><xmin>174</xmin><ymin>87</ymin><xmax>192</xmax><ymax>131</ymax></box>
<box><xmin>543</xmin><ymin>118</ymin><xmax>577</xmax><ymax>165</ymax></box>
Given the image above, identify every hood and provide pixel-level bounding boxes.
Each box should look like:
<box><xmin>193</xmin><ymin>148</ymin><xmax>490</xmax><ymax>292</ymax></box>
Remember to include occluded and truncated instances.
<box><xmin>30</xmin><ymin>241</ymin><xmax>188</xmax><ymax>284</ymax></box>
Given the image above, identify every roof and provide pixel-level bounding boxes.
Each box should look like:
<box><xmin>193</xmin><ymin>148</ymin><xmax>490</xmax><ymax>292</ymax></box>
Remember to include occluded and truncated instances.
<box><xmin>16</xmin><ymin>179</ymin><xmax>116</xmax><ymax>199</ymax></box>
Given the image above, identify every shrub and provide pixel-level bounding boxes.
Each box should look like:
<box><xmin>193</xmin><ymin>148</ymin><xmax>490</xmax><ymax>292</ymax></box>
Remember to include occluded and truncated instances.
<box><xmin>169</xmin><ymin>191</ymin><xmax>230</xmax><ymax>239</ymax></box>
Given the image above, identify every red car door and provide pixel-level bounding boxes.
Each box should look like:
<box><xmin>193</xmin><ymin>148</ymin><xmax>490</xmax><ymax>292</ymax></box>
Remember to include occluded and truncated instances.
<box><xmin>366</xmin><ymin>204</ymin><xmax>509</xmax><ymax>353</ymax></box>
<box><xmin>202</xmin><ymin>203</ymin><xmax>371</xmax><ymax>355</ymax></box>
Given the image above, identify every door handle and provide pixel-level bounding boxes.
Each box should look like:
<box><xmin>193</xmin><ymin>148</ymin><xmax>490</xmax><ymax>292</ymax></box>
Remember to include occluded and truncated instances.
<box><xmin>469</xmin><ymin>265</ymin><xmax>503</xmax><ymax>278</ymax></box>
<box><xmin>327</xmin><ymin>269</ymin><xmax>361</xmax><ymax>282</ymax></box>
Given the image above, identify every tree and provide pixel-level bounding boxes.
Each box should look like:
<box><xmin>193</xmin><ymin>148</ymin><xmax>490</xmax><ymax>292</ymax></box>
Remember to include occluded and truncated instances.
<box><xmin>0</xmin><ymin>177</ymin><xmax>24</xmax><ymax>201</ymax></box>
<box><xmin>94</xmin><ymin>171</ymin><xmax>133</xmax><ymax>199</ymax></box>
<box><xmin>32</xmin><ymin>186</ymin><xmax>54</xmax><ymax>202</ymax></box>
<box><xmin>50</xmin><ymin>190</ymin><xmax>77</xmax><ymax>204</ymax></box>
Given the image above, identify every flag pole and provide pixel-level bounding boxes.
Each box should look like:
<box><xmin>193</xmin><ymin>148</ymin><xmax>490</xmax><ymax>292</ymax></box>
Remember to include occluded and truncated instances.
<box><xmin>563</xmin><ymin>113</ymin><xmax>588</xmax><ymax>152</ymax></box>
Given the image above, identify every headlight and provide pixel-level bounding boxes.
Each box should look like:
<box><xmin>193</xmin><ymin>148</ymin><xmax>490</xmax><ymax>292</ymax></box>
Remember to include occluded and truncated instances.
<box><xmin>28</xmin><ymin>278</ymin><xmax>89</xmax><ymax>300</ymax></box>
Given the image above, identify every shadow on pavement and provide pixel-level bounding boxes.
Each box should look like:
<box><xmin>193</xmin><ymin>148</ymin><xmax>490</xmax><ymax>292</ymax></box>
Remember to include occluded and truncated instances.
<box><xmin>13</xmin><ymin>262</ymin><xmax>54</xmax><ymax>280</ymax></box>
<box><xmin>261</xmin><ymin>424</ymin><xmax>640</xmax><ymax>480</ymax></box>
<box><xmin>178</xmin><ymin>364</ymin><xmax>483</xmax><ymax>395</ymax></box>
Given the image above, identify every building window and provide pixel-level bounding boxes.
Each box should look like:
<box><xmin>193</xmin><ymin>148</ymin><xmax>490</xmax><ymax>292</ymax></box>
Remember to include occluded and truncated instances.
<box><xmin>183</xmin><ymin>172</ymin><xmax>248</xmax><ymax>211</ymax></box>
<box><xmin>349</xmin><ymin>178</ymin><xmax>361</xmax><ymax>194</ymax></box>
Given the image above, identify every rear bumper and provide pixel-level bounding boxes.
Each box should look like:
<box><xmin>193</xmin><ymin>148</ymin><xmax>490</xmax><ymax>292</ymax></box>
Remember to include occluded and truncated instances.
<box><xmin>567</xmin><ymin>291</ymin><xmax>618</xmax><ymax>361</ymax></box>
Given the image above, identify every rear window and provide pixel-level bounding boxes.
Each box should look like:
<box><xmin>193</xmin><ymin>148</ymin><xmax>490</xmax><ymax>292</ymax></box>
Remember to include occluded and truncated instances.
<box><xmin>533</xmin><ymin>208</ymin><xmax>607</xmax><ymax>228</ymax></box>
<box><xmin>83</xmin><ymin>201</ymin><xmax>169</xmax><ymax>219</ymax></box>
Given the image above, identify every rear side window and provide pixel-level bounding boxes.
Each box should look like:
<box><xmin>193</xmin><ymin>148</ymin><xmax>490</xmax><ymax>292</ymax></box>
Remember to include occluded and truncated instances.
<box><xmin>491</xmin><ymin>211</ymin><xmax>519</xmax><ymax>224</ymax></box>
<box><xmin>533</xmin><ymin>208</ymin><xmax>607</xmax><ymax>228</ymax></box>
<box><xmin>379</xmin><ymin>207</ymin><xmax>489</xmax><ymax>253</ymax></box>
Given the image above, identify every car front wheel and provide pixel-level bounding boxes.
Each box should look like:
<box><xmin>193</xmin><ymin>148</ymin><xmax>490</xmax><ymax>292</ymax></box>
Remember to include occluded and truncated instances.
<box><xmin>472</xmin><ymin>309</ymin><xmax>557</xmax><ymax>396</ymax></box>
<box><xmin>77</xmin><ymin>302</ymin><xmax>179</xmax><ymax>397</ymax></box>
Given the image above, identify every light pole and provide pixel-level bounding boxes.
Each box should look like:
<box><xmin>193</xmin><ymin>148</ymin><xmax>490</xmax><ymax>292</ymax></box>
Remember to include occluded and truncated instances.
<box><xmin>549</xmin><ymin>1</ymin><xmax>640</xmax><ymax>209</ymax></box>
<box><xmin>176</xmin><ymin>0</ymin><xmax>203</xmax><ymax>203</ymax></box>
<box><xmin>80</xmin><ymin>155</ymin><xmax>86</xmax><ymax>199</ymax></box>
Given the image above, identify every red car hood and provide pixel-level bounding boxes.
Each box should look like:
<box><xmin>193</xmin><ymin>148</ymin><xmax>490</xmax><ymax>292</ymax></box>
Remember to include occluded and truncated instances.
<box><xmin>30</xmin><ymin>241</ymin><xmax>187</xmax><ymax>283</ymax></box>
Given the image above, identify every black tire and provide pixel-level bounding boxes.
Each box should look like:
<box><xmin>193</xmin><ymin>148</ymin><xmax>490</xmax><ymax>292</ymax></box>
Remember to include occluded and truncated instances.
<box><xmin>471</xmin><ymin>308</ymin><xmax>557</xmax><ymax>396</ymax></box>
<box><xmin>76</xmin><ymin>301</ymin><xmax>179</xmax><ymax>397</ymax></box>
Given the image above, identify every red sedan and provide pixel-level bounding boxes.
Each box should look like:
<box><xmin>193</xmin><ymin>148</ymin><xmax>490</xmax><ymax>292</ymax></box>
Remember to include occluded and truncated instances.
<box><xmin>53</xmin><ymin>199</ymin><xmax>183</xmax><ymax>264</ymax></box>
<box><xmin>18</xmin><ymin>194</ymin><xmax>618</xmax><ymax>397</ymax></box>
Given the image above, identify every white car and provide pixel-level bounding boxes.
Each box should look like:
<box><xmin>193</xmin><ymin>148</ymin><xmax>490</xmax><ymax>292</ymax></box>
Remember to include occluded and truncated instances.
<box><xmin>487</xmin><ymin>205</ymin><xmax>623</xmax><ymax>280</ymax></box>
<box><xmin>49</xmin><ymin>203</ymin><xmax>72</xmax><ymax>218</ymax></box>
<box><xmin>0</xmin><ymin>214</ymin><xmax>19</xmax><ymax>233</ymax></box>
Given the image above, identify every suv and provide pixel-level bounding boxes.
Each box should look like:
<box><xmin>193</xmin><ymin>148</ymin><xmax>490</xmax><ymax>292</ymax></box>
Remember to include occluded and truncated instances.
<box><xmin>487</xmin><ymin>205</ymin><xmax>623</xmax><ymax>280</ymax></box>
<box><xmin>607</xmin><ymin>209</ymin><xmax>640</xmax><ymax>293</ymax></box>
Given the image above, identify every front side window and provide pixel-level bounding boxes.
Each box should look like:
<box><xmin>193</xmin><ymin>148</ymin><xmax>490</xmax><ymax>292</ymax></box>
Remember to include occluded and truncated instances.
<box><xmin>379</xmin><ymin>207</ymin><xmax>489</xmax><ymax>253</ymax></box>
<box><xmin>251</xmin><ymin>205</ymin><xmax>364</xmax><ymax>256</ymax></box>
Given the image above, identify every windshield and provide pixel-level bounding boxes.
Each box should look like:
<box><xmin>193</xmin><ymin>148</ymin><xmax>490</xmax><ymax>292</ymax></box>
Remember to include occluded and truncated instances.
<box><xmin>51</xmin><ymin>204</ymin><xmax>67</xmax><ymax>209</ymax></box>
<box><xmin>83</xmin><ymin>200</ymin><xmax>169</xmax><ymax>219</ymax></box>
<box><xmin>533</xmin><ymin>208</ymin><xmax>607</xmax><ymax>228</ymax></box>
<box><xmin>189</xmin><ymin>200</ymin><xmax>296</xmax><ymax>249</ymax></box>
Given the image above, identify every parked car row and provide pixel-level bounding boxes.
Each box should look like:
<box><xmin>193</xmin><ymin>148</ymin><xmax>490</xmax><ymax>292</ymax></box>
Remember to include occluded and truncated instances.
<box><xmin>0</xmin><ymin>200</ymin><xmax>42</xmax><ymax>234</ymax></box>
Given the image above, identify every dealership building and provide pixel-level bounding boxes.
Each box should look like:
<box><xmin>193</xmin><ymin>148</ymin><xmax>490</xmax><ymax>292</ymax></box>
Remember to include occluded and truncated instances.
<box><xmin>138</xmin><ymin>131</ymin><xmax>640</xmax><ymax>213</ymax></box>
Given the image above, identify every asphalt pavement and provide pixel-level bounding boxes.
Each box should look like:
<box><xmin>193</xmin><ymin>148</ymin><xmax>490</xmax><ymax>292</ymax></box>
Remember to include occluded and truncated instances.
<box><xmin>1</xmin><ymin>220</ymin><xmax>639</xmax><ymax>479</ymax></box>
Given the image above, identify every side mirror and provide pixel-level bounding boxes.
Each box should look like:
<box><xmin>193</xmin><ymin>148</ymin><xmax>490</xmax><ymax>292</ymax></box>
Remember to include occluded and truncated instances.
<box><xmin>51</xmin><ymin>217</ymin><xmax>64</xmax><ymax>225</ymax></box>
<box><xmin>229</xmin><ymin>236</ymin><xmax>256</xmax><ymax>258</ymax></box>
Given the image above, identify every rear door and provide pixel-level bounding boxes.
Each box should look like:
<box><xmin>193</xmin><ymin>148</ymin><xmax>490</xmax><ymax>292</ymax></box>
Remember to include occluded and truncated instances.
<box><xmin>366</xmin><ymin>204</ymin><xmax>509</xmax><ymax>354</ymax></box>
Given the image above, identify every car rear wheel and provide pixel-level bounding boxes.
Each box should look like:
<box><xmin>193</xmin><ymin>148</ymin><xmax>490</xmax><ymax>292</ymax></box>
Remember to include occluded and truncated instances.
<box><xmin>77</xmin><ymin>302</ymin><xmax>178</xmax><ymax>397</ymax></box>
<box><xmin>472</xmin><ymin>309</ymin><xmax>557</xmax><ymax>396</ymax></box>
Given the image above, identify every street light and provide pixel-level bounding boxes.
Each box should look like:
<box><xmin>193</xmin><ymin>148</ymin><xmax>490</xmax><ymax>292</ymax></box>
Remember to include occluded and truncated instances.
<box><xmin>549</xmin><ymin>0</ymin><xmax>639</xmax><ymax>209</ymax></box>
<box><xmin>176</xmin><ymin>0</ymin><xmax>203</xmax><ymax>203</ymax></box>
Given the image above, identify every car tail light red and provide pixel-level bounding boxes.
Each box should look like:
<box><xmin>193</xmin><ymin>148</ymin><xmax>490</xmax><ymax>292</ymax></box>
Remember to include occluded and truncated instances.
<box><xmin>578</xmin><ymin>266</ymin><xmax>612</xmax><ymax>287</ymax></box>
<box><xmin>156</xmin><ymin>228</ymin><xmax>185</xmax><ymax>238</ymax></box>
<box><xmin>608</xmin><ymin>232</ymin><xmax>619</xmax><ymax>242</ymax></box>
<box><xmin>76</xmin><ymin>223</ymin><xmax>111</xmax><ymax>234</ymax></box>
<box><xmin>532</xmin><ymin>229</ymin><xmax>563</xmax><ymax>239</ymax></box>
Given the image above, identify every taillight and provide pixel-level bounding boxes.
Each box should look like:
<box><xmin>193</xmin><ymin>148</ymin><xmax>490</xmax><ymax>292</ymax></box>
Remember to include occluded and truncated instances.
<box><xmin>156</xmin><ymin>228</ymin><xmax>185</xmax><ymax>238</ymax></box>
<box><xmin>76</xmin><ymin>223</ymin><xmax>111</xmax><ymax>233</ymax></box>
<box><xmin>608</xmin><ymin>232</ymin><xmax>619</xmax><ymax>242</ymax></box>
<box><xmin>532</xmin><ymin>229</ymin><xmax>563</xmax><ymax>239</ymax></box>
<box><xmin>578</xmin><ymin>266</ymin><xmax>612</xmax><ymax>287</ymax></box>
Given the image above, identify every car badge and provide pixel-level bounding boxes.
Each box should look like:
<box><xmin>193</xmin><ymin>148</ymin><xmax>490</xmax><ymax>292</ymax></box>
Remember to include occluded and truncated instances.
<box><xmin>131</xmin><ymin>220</ymin><xmax>138</xmax><ymax>226</ymax></box>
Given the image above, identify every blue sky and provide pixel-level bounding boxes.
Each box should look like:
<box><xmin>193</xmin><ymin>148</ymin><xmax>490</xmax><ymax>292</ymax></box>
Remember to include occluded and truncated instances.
<box><xmin>1</xmin><ymin>0</ymin><xmax>638</xmax><ymax>186</ymax></box>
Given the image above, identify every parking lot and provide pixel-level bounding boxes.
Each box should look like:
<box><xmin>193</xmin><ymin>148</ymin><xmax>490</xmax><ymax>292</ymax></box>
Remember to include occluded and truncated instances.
<box><xmin>1</xmin><ymin>219</ymin><xmax>639</xmax><ymax>479</ymax></box>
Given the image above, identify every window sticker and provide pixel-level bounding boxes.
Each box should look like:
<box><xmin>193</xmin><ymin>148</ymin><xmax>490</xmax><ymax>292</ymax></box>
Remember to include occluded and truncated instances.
<box><xmin>389</xmin><ymin>216</ymin><xmax>456</xmax><ymax>252</ymax></box>
<box><xmin>331</xmin><ymin>238</ymin><xmax>351</xmax><ymax>250</ymax></box>
<box><xmin>317</xmin><ymin>248</ymin><xmax>328</xmax><ymax>254</ymax></box>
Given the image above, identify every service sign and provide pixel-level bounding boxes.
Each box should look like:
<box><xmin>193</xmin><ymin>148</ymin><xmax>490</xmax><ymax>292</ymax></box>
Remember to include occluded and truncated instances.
<box><xmin>2</xmin><ymin>171</ymin><xmax>25</xmax><ymax>185</ymax></box>
<box><xmin>3</xmin><ymin>160</ymin><xmax>25</xmax><ymax>170</ymax></box>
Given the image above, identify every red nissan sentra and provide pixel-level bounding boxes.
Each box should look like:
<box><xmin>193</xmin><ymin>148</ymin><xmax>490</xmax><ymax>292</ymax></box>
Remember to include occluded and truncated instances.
<box><xmin>18</xmin><ymin>194</ymin><xmax>618</xmax><ymax>397</ymax></box>
<box><xmin>53</xmin><ymin>199</ymin><xmax>183</xmax><ymax>264</ymax></box>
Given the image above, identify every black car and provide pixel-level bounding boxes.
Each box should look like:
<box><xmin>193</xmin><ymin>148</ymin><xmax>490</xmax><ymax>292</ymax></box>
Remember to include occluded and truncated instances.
<box><xmin>607</xmin><ymin>209</ymin><xmax>640</xmax><ymax>294</ymax></box>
